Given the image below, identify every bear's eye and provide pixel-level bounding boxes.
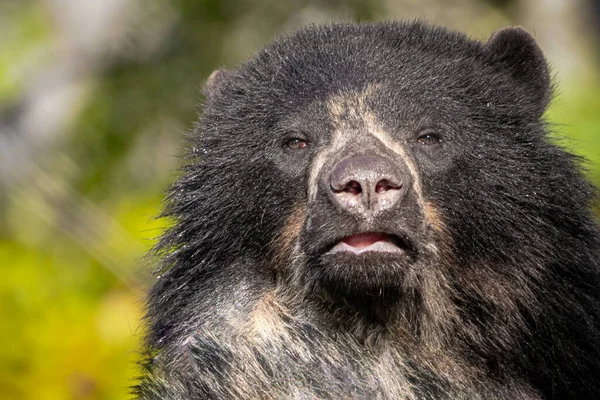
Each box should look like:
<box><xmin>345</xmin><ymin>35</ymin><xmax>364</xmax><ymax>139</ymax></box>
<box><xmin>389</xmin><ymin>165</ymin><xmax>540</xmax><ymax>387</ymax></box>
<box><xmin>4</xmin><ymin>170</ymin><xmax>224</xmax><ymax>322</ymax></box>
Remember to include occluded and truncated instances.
<box><xmin>284</xmin><ymin>138</ymin><xmax>309</xmax><ymax>151</ymax></box>
<box><xmin>417</xmin><ymin>133</ymin><xmax>441</xmax><ymax>145</ymax></box>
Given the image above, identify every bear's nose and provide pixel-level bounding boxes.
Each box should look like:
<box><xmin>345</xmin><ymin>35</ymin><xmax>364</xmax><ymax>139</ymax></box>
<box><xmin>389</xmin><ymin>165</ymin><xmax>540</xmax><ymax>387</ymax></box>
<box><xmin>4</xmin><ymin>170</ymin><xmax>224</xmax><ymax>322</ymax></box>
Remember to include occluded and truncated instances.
<box><xmin>329</xmin><ymin>155</ymin><xmax>408</xmax><ymax>216</ymax></box>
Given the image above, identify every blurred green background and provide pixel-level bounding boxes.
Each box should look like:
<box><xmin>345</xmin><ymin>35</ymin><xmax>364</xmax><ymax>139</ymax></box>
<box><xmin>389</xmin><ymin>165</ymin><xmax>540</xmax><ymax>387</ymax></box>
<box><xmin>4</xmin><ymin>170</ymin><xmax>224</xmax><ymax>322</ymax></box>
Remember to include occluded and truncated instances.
<box><xmin>0</xmin><ymin>0</ymin><xmax>598</xmax><ymax>399</ymax></box>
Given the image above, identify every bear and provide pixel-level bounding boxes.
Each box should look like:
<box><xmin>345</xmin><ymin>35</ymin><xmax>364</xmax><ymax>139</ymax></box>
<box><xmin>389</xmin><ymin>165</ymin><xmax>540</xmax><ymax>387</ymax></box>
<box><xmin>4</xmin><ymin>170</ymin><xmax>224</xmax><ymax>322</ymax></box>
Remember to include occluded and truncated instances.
<box><xmin>136</xmin><ymin>21</ymin><xmax>600</xmax><ymax>399</ymax></box>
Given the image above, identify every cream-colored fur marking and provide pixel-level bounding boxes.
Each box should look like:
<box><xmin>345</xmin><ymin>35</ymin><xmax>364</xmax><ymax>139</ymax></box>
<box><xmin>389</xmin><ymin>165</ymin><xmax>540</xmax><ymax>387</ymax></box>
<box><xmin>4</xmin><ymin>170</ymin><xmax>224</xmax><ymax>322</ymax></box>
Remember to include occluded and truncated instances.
<box><xmin>309</xmin><ymin>87</ymin><xmax>425</xmax><ymax>214</ymax></box>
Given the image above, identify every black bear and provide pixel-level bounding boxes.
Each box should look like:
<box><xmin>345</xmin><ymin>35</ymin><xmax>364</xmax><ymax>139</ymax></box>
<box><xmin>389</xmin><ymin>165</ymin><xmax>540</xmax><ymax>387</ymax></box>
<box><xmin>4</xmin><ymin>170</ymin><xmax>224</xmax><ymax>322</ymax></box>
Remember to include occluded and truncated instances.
<box><xmin>136</xmin><ymin>21</ymin><xmax>600</xmax><ymax>399</ymax></box>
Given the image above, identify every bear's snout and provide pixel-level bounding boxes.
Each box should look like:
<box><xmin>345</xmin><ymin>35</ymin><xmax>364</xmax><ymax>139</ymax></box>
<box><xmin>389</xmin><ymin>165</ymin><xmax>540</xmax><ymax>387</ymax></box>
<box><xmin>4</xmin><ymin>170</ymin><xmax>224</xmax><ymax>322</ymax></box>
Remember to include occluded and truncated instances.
<box><xmin>329</xmin><ymin>154</ymin><xmax>410</xmax><ymax>217</ymax></box>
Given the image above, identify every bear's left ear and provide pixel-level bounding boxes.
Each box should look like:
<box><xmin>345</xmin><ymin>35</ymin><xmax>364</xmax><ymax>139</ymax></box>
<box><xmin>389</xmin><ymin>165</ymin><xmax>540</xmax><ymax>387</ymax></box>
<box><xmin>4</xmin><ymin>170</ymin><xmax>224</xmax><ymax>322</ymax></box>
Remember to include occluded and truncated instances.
<box><xmin>202</xmin><ymin>68</ymin><xmax>231</xmax><ymax>104</ymax></box>
<box><xmin>485</xmin><ymin>27</ymin><xmax>551</xmax><ymax>119</ymax></box>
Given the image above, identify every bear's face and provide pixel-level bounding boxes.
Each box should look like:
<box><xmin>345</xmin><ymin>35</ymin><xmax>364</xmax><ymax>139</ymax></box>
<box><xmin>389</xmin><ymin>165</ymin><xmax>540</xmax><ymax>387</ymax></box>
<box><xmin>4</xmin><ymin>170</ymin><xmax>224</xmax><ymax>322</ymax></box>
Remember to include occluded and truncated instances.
<box><xmin>268</xmin><ymin>85</ymin><xmax>451</xmax><ymax>295</ymax></box>
<box><xmin>196</xmin><ymin>23</ymin><xmax>553</xmax><ymax>298</ymax></box>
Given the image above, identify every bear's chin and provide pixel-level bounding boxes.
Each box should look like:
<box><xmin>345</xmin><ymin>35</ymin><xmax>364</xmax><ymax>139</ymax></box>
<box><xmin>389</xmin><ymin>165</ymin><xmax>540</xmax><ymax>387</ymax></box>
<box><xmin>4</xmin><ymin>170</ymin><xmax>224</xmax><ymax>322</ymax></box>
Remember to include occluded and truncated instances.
<box><xmin>309</xmin><ymin>251</ymin><xmax>417</xmax><ymax>296</ymax></box>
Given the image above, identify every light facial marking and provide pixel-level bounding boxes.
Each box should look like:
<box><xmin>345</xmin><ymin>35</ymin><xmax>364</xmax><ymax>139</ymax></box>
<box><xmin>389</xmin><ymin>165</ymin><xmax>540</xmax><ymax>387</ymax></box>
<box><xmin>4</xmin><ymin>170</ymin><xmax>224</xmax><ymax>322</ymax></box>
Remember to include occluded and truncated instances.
<box><xmin>308</xmin><ymin>87</ymin><xmax>425</xmax><ymax>213</ymax></box>
<box><xmin>308</xmin><ymin>128</ymin><xmax>351</xmax><ymax>201</ymax></box>
<box><xmin>367</xmin><ymin>123</ymin><xmax>425</xmax><ymax>210</ymax></box>
<box><xmin>271</xmin><ymin>204</ymin><xmax>307</xmax><ymax>267</ymax></box>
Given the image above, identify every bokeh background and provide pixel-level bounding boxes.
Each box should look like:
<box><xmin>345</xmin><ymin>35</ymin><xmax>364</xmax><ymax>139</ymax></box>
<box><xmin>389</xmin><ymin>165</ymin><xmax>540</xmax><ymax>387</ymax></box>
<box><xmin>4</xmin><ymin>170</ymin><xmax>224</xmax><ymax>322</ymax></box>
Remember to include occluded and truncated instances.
<box><xmin>0</xmin><ymin>0</ymin><xmax>599</xmax><ymax>399</ymax></box>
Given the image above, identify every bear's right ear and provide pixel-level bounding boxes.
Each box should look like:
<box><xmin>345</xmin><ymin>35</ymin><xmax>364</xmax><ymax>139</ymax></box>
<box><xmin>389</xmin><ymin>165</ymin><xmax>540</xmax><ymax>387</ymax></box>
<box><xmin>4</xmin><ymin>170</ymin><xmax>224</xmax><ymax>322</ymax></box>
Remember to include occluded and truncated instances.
<box><xmin>202</xmin><ymin>69</ymin><xmax>230</xmax><ymax>102</ymax></box>
<box><xmin>485</xmin><ymin>27</ymin><xmax>551</xmax><ymax>119</ymax></box>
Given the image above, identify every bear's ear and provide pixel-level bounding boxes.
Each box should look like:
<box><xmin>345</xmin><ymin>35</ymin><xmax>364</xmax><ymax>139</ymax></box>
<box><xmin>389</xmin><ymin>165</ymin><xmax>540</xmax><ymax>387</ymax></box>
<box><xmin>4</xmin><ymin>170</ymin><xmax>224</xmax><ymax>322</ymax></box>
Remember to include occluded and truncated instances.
<box><xmin>485</xmin><ymin>27</ymin><xmax>551</xmax><ymax>119</ymax></box>
<box><xmin>202</xmin><ymin>69</ymin><xmax>230</xmax><ymax>102</ymax></box>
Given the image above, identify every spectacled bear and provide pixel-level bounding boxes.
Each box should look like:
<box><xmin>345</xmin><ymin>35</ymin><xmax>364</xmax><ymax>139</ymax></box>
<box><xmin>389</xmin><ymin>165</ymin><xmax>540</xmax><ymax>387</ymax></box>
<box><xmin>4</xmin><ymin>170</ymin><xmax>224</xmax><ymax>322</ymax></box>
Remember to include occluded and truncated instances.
<box><xmin>136</xmin><ymin>21</ymin><xmax>600</xmax><ymax>399</ymax></box>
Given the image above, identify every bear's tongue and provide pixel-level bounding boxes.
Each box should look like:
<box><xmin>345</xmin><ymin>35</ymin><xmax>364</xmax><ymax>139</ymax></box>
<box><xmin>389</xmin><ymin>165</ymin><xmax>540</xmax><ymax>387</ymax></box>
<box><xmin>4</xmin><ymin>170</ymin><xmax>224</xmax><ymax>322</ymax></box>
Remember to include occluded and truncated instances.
<box><xmin>342</xmin><ymin>232</ymin><xmax>391</xmax><ymax>248</ymax></box>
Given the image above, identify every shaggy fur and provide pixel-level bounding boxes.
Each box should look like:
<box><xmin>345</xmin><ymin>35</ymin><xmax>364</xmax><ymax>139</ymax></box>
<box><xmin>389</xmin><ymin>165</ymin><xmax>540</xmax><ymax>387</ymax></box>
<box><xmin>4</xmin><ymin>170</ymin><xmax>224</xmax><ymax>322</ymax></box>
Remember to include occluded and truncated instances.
<box><xmin>136</xmin><ymin>21</ymin><xmax>600</xmax><ymax>399</ymax></box>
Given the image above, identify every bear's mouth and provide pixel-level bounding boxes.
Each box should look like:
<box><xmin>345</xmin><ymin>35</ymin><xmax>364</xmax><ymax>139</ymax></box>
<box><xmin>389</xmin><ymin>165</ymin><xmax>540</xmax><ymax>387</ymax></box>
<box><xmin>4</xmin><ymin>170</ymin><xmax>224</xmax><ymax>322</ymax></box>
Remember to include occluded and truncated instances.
<box><xmin>326</xmin><ymin>232</ymin><xmax>408</xmax><ymax>255</ymax></box>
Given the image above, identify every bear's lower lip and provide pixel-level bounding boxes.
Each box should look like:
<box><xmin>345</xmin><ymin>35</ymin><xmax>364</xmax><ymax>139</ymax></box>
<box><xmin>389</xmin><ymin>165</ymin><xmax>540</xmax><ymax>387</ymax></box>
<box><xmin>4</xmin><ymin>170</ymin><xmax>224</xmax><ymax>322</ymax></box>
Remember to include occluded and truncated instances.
<box><xmin>327</xmin><ymin>232</ymin><xmax>405</xmax><ymax>255</ymax></box>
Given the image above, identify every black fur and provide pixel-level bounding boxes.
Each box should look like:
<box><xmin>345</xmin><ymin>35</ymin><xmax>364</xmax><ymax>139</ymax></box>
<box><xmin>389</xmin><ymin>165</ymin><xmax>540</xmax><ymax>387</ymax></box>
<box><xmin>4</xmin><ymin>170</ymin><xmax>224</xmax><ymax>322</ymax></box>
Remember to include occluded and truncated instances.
<box><xmin>137</xmin><ymin>21</ymin><xmax>600</xmax><ymax>399</ymax></box>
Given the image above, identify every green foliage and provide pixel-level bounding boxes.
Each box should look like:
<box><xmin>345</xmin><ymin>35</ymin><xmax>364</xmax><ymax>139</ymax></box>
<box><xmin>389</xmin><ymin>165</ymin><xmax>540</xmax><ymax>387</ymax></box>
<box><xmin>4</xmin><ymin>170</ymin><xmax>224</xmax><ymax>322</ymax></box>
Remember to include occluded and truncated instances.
<box><xmin>547</xmin><ymin>86</ymin><xmax>600</xmax><ymax>187</ymax></box>
<box><xmin>0</xmin><ymin>189</ymin><xmax>167</xmax><ymax>399</ymax></box>
<box><xmin>0</xmin><ymin>2</ymin><xmax>51</xmax><ymax>104</ymax></box>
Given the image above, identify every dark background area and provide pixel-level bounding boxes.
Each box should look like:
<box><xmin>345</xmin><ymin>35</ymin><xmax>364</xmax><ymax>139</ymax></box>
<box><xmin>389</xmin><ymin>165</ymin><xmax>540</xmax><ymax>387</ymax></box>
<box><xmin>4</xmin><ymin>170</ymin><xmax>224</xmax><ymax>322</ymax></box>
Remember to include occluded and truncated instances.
<box><xmin>0</xmin><ymin>0</ymin><xmax>598</xmax><ymax>398</ymax></box>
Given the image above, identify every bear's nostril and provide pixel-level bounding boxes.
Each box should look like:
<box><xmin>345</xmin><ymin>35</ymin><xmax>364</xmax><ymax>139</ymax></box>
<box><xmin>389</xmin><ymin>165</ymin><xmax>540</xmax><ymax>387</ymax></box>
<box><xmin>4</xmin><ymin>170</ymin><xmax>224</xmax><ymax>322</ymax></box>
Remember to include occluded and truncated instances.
<box><xmin>331</xmin><ymin>180</ymin><xmax>362</xmax><ymax>195</ymax></box>
<box><xmin>343</xmin><ymin>181</ymin><xmax>362</xmax><ymax>195</ymax></box>
<box><xmin>375</xmin><ymin>179</ymin><xmax>401</xmax><ymax>194</ymax></box>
